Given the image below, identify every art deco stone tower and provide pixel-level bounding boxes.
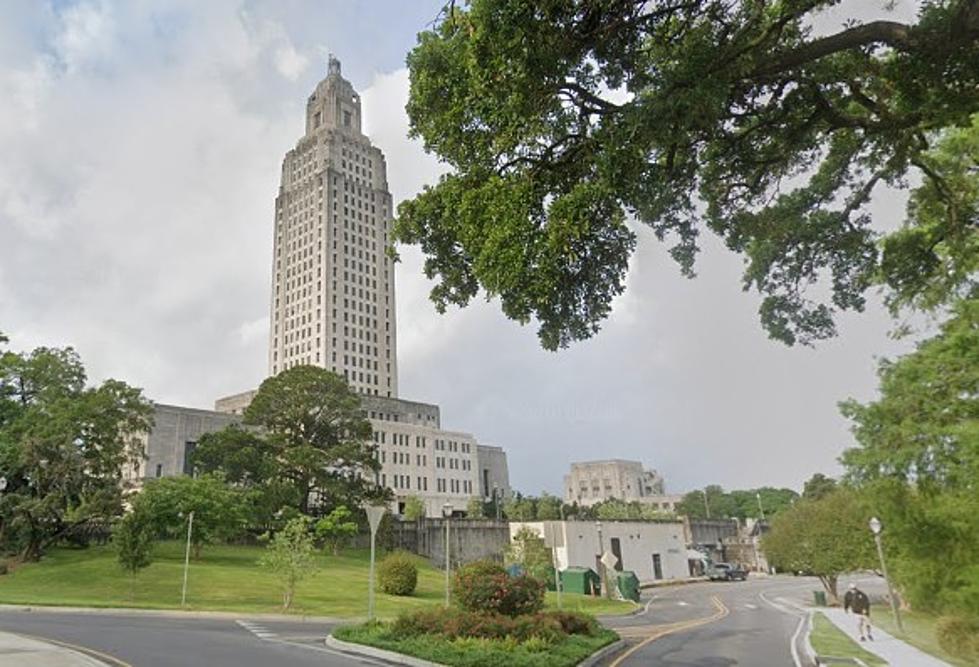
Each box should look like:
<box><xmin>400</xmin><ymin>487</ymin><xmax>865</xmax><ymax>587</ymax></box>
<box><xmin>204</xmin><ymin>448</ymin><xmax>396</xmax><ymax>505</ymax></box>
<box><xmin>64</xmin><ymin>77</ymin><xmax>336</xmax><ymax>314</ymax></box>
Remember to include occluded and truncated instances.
<box><xmin>268</xmin><ymin>56</ymin><xmax>398</xmax><ymax>397</ymax></box>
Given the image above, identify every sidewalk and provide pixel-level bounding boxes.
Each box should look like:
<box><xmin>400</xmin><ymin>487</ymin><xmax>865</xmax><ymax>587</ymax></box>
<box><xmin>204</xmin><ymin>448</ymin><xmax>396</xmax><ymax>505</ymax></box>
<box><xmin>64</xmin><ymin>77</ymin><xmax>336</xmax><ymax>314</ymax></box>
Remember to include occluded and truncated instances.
<box><xmin>820</xmin><ymin>608</ymin><xmax>951</xmax><ymax>667</ymax></box>
<box><xmin>0</xmin><ymin>631</ymin><xmax>109</xmax><ymax>666</ymax></box>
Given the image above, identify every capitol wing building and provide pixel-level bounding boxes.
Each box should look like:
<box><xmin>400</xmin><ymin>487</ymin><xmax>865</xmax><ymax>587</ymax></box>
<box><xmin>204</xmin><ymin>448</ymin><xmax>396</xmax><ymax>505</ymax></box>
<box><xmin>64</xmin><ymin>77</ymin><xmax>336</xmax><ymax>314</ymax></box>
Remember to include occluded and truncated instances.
<box><xmin>137</xmin><ymin>58</ymin><xmax>510</xmax><ymax>517</ymax></box>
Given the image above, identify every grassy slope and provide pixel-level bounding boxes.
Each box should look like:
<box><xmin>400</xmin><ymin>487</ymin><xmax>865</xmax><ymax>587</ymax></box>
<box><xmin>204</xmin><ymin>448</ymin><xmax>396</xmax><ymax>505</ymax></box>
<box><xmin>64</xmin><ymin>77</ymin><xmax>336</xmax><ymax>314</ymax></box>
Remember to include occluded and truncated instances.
<box><xmin>0</xmin><ymin>542</ymin><xmax>635</xmax><ymax>619</ymax></box>
<box><xmin>334</xmin><ymin>622</ymin><xmax>618</xmax><ymax>667</ymax></box>
<box><xmin>810</xmin><ymin>612</ymin><xmax>887</xmax><ymax>666</ymax></box>
<box><xmin>870</xmin><ymin>605</ymin><xmax>973</xmax><ymax>667</ymax></box>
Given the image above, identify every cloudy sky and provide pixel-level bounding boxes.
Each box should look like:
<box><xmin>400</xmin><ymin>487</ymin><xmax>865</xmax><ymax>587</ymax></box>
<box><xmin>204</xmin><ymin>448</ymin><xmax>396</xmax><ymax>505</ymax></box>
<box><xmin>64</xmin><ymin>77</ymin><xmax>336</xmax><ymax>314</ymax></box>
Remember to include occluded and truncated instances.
<box><xmin>0</xmin><ymin>1</ymin><xmax>926</xmax><ymax>497</ymax></box>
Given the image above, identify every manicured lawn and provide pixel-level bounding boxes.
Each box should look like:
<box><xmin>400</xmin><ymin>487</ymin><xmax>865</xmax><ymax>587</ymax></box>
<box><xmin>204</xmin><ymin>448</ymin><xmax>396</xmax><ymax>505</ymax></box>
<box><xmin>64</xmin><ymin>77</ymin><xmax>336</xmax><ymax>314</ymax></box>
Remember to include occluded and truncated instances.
<box><xmin>334</xmin><ymin>621</ymin><xmax>618</xmax><ymax>667</ymax></box>
<box><xmin>810</xmin><ymin>612</ymin><xmax>887</xmax><ymax>666</ymax></box>
<box><xmin>0</xmin><ymin>542</ymin><xmax>635</xmax><ymax>619</ymax></box>
<box><xmin>870</xmin><ymin>605</ymin><xmax>974</xmax><ymax>667</ymax></box>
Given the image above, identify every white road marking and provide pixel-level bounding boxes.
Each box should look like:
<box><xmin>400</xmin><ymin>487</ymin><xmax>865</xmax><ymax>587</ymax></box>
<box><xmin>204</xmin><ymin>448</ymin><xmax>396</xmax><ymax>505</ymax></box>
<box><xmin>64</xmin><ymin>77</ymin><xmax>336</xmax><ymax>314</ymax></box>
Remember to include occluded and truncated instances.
<box><xmin>677</xmin><ymin>600</ymin><xmax>690</xmax><ymax>606</ymax></box>
<box><xmin>236</xmin><ymin>620</ymin><xmax>277</xmax><ymax>641</ymax></box>
<box><xmin>744</xmin><ymin>603</ymin><xmax>758</xmax><ymax>610</ymax></box>
<box><xmin>758</xmin><ymin>590</ymin><xmax>809</xmax><ymax>667</ymax></box>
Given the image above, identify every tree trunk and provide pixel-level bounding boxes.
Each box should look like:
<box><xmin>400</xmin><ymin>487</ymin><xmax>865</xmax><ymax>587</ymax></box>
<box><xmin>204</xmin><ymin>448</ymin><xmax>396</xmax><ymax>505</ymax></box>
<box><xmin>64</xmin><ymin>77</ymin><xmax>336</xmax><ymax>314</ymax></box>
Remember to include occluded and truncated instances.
<box><xmin>818</xmin><ymin>574</ymin><xmax>840</xmax><ymax>605</ymax></box>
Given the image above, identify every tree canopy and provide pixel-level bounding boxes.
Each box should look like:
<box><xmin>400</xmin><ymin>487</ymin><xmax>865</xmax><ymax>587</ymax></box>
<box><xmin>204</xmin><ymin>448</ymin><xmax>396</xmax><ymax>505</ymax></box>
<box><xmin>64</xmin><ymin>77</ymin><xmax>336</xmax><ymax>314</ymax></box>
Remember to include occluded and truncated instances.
<box><xmin>841</xmin><ymin>298</ymin><xmax>979</xmax><ymax>493</ymax></box>
<box><xmin>193</xmin><ymin>366</ymin><xmax>381</xmax><ymax>515</ymax></box>
<box><xmin>762</xmin><ymin>488</ymin><xmax>876</xmax><ymax>602</ymax></box>
<box><xmin>675</xmin><ymin>485</ymin><xmax>797</xmax><ymax>520</ymax></box>
<box><xmin>0</xmin><ymin>343</ymin><xmax>152</xmax><ymax>561</ymax></box>
<box><xmin>400</xmin><ymin>0</ymin><xmax>979</xmax><ymax>349</ymax></box>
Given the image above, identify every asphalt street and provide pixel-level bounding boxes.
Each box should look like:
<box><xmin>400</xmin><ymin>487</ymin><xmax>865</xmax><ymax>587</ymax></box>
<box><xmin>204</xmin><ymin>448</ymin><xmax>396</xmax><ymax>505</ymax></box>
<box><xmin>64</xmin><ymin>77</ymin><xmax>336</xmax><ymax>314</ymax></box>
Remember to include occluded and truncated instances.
<box><xmin>599</xmin><ymin>575</ymin><xmax>820</xmax><ymax>667</ymax></box>
<box><xmin>0</xmin><ymin>611</ymin><xmax>376</xmax><ymax>667</ymax></box>
<box><xmin>0</xmin><ymin>575</ymin><xmax>825</xmax><ymax>667</ymax></box>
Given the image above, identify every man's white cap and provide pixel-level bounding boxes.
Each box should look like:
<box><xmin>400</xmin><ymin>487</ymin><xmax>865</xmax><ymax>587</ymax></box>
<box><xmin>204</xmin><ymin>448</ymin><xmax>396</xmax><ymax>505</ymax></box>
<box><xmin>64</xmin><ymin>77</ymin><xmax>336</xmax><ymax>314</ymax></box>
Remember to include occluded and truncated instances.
<box><xmin>849</xmin><ymin>583</ymin><xmax>857</xmax><ymax>589</ymax></box>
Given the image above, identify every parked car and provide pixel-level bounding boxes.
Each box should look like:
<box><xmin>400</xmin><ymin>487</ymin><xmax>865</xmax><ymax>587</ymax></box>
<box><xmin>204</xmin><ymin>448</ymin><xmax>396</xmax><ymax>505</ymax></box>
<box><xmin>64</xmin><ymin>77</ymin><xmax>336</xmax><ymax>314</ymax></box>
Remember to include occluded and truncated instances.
<box><xmin>708</xmin><ymin>563</ymin><xmax>748</xmax><ymax>581</ymax></box>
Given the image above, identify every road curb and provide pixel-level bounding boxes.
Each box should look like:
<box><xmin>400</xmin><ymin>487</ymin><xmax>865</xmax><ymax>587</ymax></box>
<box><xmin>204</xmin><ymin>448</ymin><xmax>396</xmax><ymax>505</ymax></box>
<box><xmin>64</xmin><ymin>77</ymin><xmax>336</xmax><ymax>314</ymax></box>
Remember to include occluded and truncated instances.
<box><xmin>639</xmin><ymin>577</ymin><xmax>708</xmax><ymax>590</ymax></box>
<box><xmin>325</xmin><ymin>634</ymin><xmax>449</xmax><ymax>666</ymax></box>
<box><xmin>0</xmin><ymin>603</ymin><xmax>344</xmax><ymax>624</ymax></box>
<box><xmin>578</xmin><ymin>639</ymin><xmax>627</xmax><ymax>667</ymax></box>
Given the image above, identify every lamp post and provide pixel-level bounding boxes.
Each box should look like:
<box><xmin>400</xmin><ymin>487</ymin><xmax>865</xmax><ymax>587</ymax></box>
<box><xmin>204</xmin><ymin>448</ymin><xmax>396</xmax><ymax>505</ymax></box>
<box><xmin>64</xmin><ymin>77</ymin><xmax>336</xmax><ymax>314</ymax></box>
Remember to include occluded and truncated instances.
<box><xmin>181</xmin><ymin>511</ymin><xmax>194</xmax><ymax>607</ymax></box>
<box><xmin>442</xmin><ymin>503</ymin><xmax>453</xmax><ymax>607</ymax></box>
<box><xmin>492</xmin><ymin>485</ymin><xmax>501</xmax><ymax>522</ymax></box>
<box><xmin>595</xmin><ymin>521</ymin><xmax>611</xmax><ymax>599</ymax></box>
<box><xmin>869</xmin><ymin>517</ymin><xmax>904</xmax><ymax>634</ymax></box>
<box><xmin>755</xmin><ymin>492</ymin><xmax>766</xmax><ymax>521</ymax></box>
<box><xmin>364</xmin><ymin>503</ymin><xmax>386</xmax><ymax>621</ymax></box>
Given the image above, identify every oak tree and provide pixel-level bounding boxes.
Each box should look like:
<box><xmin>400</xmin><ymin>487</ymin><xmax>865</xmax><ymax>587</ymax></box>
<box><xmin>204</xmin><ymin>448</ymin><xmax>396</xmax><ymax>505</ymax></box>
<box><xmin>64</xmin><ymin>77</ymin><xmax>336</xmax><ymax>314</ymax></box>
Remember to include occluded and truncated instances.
<box><xmin>400</xmin><ymin>0</ymin><xmax>979</xmax><ymax>348</ymax></box>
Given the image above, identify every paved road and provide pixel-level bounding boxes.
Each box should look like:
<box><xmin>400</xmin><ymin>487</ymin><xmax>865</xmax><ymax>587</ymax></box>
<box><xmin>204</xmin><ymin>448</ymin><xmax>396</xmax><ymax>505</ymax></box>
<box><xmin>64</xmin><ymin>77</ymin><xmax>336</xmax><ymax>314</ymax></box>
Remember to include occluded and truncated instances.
<box><xmin>0</xmin><ymin>576</ymin><xmax>824</xmax><ymax>667</ymax></box>
<box><xmin>599</xmin><ymin>575</ymin><xmax>820</xmax><ymax>667</ymax></box>
<box><xmin>0</xmin><ymin>611</ymin><xmax>378</xmax><ymax>667</ymax></box>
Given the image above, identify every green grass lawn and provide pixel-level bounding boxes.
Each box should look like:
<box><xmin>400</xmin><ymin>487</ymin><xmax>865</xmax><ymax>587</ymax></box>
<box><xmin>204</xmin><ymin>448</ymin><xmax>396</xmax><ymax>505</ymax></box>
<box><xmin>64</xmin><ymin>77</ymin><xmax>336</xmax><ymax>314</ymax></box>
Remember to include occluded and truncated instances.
<box><xmin>0</xmin><ymin>542</ymin><xmax>635</xmax><ymax>619</ymax></box>
<box><xmin>334</xmin><ymin>621</ymin><xmax>618</xmax><ymax>667</ymax></box>
<box><xmin>809</xmin><ymin>612</ymin><xmax>887</xmax><ymax>666</ymax></box>
<box><xmin>870</xmin><ymin>605</ymin><xmax>974</xmax><ymax>667</ymax></box>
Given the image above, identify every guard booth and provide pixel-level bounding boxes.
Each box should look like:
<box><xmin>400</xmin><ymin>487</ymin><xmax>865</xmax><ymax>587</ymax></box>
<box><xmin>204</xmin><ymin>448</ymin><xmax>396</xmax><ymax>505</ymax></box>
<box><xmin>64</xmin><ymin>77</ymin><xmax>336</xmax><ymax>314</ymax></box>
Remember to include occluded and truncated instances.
<box><xmin>560</xmin><ymin>567</ymin><xmax>601</xmax><ymax>596</ymax></box>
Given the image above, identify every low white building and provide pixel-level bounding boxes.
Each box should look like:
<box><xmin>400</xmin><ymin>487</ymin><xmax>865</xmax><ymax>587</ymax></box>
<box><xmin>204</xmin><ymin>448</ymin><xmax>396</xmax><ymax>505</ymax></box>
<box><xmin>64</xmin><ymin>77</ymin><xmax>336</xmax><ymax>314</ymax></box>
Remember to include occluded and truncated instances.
<box><xmin>510</xmin><ymin>520</ymin><xmax>690</xmax><ymax>585</ymax></box>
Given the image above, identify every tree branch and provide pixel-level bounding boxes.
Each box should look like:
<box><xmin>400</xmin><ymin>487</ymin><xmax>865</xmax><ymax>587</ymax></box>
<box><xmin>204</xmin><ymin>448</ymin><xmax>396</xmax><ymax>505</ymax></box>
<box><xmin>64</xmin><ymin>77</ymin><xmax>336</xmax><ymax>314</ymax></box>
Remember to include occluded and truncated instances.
<box><xmin>755</xmin><ymin>21</ymin><xmax>916</xmax><ymax>76</ymax></box>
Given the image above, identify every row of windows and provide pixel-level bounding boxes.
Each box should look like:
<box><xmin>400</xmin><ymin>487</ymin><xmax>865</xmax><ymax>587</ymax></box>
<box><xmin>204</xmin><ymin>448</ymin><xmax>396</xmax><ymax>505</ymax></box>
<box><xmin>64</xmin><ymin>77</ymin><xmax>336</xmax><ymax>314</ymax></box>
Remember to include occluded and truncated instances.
<box><xmin>435</xmin><ymin>457</ymin><xmax>471</xmax><ymax>471</ymax></box>
<box><xmin>435</xmin><ymin>479</ymin><xmax>473</xmax><ymax>494</ymax></box>
<box><xmin>435</xmin><ymin>439</ymin><xmax>471</xmax><ymax>454</ymax></box>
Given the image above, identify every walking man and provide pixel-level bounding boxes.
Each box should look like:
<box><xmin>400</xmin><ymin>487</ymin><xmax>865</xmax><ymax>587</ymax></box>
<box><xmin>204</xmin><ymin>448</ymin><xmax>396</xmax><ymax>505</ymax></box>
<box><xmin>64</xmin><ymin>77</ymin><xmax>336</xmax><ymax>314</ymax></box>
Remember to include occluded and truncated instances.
<box><xmin>843</xmin><ymin>582</ymin><xmax>873</xmax><ymax>641</ymax></box>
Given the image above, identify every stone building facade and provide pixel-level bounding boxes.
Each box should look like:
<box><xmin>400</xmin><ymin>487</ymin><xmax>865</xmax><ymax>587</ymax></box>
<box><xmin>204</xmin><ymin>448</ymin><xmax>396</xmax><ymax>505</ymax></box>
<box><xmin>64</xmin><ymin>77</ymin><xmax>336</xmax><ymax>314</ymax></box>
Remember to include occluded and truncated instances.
<box><xmin>563</xmin><ymin>459</ymin><xmax>675</xmax><ymax>507</ymax></box>
<box><xmin>267</xmin><ymin>56</ymin><xmax>397</xmax><ymax>397</ymax></box>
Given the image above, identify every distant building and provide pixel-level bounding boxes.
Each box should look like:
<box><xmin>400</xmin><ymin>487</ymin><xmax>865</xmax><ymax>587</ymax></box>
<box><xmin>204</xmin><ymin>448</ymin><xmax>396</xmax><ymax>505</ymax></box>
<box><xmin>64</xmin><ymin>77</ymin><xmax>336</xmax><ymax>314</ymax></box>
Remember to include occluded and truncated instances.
<box><xmin>510</xmin><ymin>520</ymin><xmax>691</xmax><ymax>585</ymax></box>
<box><xmin>563</xmin><ymin>459</ymin><xmax>680</xmax><ymax>510</ymax></box>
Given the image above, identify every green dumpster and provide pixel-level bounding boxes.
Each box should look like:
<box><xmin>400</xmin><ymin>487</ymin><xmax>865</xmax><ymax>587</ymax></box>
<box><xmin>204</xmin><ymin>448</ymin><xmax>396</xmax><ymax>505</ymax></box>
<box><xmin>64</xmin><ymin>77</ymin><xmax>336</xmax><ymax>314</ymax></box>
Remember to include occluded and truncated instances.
<box><xmin>560</xmin><ymin>567</ymin><xmax>601</xmax><ymax>596</ymax></box>
<box><xmin>615</xmin><ymin>571</ymin><xmax>641</xmax><ymax>603</ymax></box>
<box><xmin>813</xmin><ymin>590</ymin><xmax>827</xmax><ymax>606</ymax></box>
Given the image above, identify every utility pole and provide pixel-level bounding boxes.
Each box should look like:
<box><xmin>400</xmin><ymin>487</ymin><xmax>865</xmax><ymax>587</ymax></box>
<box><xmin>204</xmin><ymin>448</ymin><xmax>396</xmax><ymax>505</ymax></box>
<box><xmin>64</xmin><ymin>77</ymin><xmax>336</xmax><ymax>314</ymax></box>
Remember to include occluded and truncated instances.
<box><xmin>756</xmin><ymin>492</ymin><xmax>766</xmax><ymax>520</ymax></box>
<box><xmin>181</xmin><ymin>511</ymin><xmax>194</xmax><ymax>607</ymax></box>
<box><xmin>702</xmin><ymin>489</ymin><xmax>711</xmax><ymax>519</ymax></box>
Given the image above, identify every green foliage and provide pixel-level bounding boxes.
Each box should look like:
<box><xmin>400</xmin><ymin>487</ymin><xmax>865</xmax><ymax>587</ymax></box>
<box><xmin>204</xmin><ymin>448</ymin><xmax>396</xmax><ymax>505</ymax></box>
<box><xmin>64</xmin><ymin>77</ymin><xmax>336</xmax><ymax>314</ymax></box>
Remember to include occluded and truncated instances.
<box><xmin>762</xmin><ymin>489</ymin><xmax>876</xmax><ymax>602</ymax></box>
<box><xmin>114</xmin><ymin>511</ymin><xmax>154</xmax><ymax>579</ymax></box>
<box><xmin>465</xmin><ymin>496</ymin><xmax>486</xmax><ymax>519</ymax></box>
<box><xmin>676</xmin><ymin>485</ymin><xmax>797</xmax><ymax>520</ymax></box>
<box><xmin>134</xmin><ymin>474</ymin><xmax>248</xmax><ymax>558</ymax></box>
<box><xmin>195</xmin><ymin>366</ymin><xmax>381</xmax><ymax>516</ymax></box>
<box><xmin>259</xmin><ymin>516</ymin><xmax>318</xmax><ymax>610</ymax></box>
<box><xmin>454</xmin><ymin>560</ymin><xmax>546</xmax><ymax>617</ymax></box>
<box><xmin>0</xmin><ymin>342</ymin><xmax>152</xmax><ymax>561</ymax></box>
<box><xmin>314</xmin><ymin>505</ymin><xmax>358</xmax><ymax>555</ymax></box>
<box><xmin>403</xmin><ymin>496</ymin><xmax>426</xmax><ymax>521</ymax></box>
<box><xmin>505</xmin><ymin>527</ymin><xmax>553</xmax><ymax>584</ymax></box>
<box><xmin>935</xmin><ymin>616</ymin><xmax>979</xmax><ymax>662</ymax></box>
<box><xmin>335</xmin><ymin>617</ymin><xmax>617</xmax><ymax>667</ymax></box>
<box><xmin>802</xmin><ymin>474</ymin><xmax>838</xmax><ymax>501</ymax></box>
<box><xmin>401</xmin><ymin>1</ymin><xmax>979</xmax><ymax>349</ymax></box>
<box><xmin>534</xmin><ymin>494</ymin><xmax>562</xmax><ymax>520</ymax></box>
<box><xmin>841</xmin><ymin>298</ymin><xmax>979</xmax><ymax>492</ymax></box>
<box><xmin>503</xmin><ymin>495</ymin><xmax>537</xmax><ymax>521</ymax></box>
<box><xmin>390</xmin><ymin>607</ymin><xmax>598</xmax><ymax>643</ymax></box>
<box><xmin>378</xmin><ymin>551</ymin><xmax>419</xmax><ymax>596</ymax></box>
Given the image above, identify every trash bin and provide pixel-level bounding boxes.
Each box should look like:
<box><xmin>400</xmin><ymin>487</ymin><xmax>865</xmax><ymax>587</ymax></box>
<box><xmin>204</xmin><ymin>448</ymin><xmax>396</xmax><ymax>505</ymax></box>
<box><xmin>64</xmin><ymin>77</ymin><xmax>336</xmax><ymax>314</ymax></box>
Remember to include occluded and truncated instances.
<box><xmin>615</xmin><ymin>571</ymin><xmax>641</xmax><ymax>603</ymax></box>
<box><xmin>560</xmin><ymin>567</ymin><xmax>601</xmax><ymax>596</ymax></box>
<box><xmin>813</xmin><ymin>590</ymin><xmax>827</xmax><ymax>606</ymax></box>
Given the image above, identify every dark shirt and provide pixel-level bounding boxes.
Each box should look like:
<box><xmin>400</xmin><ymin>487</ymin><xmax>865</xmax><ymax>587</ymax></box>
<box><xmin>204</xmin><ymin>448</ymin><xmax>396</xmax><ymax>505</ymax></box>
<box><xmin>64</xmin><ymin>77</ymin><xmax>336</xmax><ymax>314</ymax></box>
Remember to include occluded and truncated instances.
<box><xmin>844</xmin><ymin>589</ymin><xmax>870</xmax><ymax>615</ymax></box>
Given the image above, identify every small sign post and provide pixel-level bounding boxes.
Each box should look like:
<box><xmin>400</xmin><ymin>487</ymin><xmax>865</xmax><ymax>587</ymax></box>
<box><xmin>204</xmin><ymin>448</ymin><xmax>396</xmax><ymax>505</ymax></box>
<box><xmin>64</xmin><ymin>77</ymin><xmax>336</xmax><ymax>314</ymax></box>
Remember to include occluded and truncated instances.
<box><xmin>365</xmin><ymin>504</ymin><xmax>387</xmax><ymax>621</ymax></box>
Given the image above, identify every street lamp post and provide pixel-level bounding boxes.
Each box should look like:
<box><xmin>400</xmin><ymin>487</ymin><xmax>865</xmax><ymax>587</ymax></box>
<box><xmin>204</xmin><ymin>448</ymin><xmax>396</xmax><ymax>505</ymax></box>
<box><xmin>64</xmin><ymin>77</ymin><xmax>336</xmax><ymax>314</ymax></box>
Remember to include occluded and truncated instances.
<box><xmin>364</xmin><ymin>503</ymin><xmax>386</xmax><ymax>621</ymax></box>
<box><xmin>869</xmin><ymin>517</ymin><xmax>904</xmax><ymax>634</ymax></box>
<box><xmin>595</xmin><ymin>521</ymin><xmax>612</xmax><ymax>599</ymax></box>
<box><xmin>442</xmin><ymin>503</ymin><xmax>453</xmax><ymax>607</ymax></box>
<box><xmin>755</xmin><ymin>492</ymin><xmax>766</xmax><ymax>521</ymax></box>
<box><xmin>493</xmin><ymin>485</ymin><xmax>501</xmax><ymax>522</ymax></box>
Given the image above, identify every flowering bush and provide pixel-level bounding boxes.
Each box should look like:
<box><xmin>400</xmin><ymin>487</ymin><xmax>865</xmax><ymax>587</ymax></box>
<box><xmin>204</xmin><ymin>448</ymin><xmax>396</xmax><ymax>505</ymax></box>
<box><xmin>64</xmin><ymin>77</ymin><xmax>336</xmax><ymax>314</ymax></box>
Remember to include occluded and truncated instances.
<box><xmin>453</xmin><ymin>560</ymin><xmax>546</xmax><ymax>616</ymax></box>
<box><xmin>390</xmin><ymin>607</ymin><xmax>588</xmax><ymax>643</ymax></box>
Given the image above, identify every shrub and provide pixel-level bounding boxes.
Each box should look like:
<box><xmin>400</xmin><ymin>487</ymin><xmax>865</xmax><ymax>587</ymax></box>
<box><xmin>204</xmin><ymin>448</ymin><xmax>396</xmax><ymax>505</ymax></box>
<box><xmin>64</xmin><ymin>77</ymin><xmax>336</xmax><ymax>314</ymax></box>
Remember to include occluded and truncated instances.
<box><xmin>454</xmin><ymin>560</ymin><xmax>546</xmax><ymax>617</ymax></box>
<box><xmin>0</xmin><ymin>562</ymin><xmax>7</xmax><ymax>576</ymax></box>
<box><xmin>546</xmin><ymin>611</ymin><xmax>599</xmax><ymax>636</ymax></box>
<box><xmin>378</xmin><ymin>551</ymin><xmax>418</xmax><ymax>596</ymax></box>
<box><xmin>390</xmin><ymin>607</ymin><xmax>572</xmax><ymax>644</ymax></box>
<box><xmin>936</xmin><ymin>616</ymin><xmax>979</xmax><ymax>661</ymax></box>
